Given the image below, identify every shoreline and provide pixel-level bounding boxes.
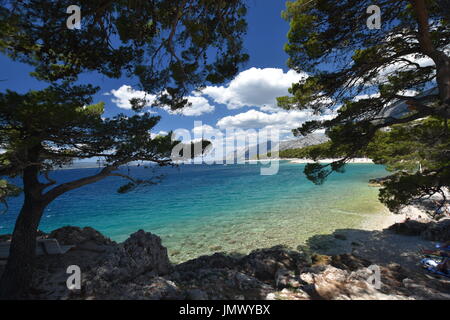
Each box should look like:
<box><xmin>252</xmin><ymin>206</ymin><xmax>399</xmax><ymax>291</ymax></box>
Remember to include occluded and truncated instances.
<box><xmin>243</xmin><ymin>158</ymin><xmax>374</xmax><ymax>164</ymax></box>
<box><xmin>289</xmin><ymin>157</ymin><xmax>374</xmax><ymax>164</ymax></box>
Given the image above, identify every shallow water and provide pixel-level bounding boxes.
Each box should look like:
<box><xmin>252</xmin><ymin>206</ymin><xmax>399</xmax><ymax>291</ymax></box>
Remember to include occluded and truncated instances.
<box><xmin>0</xmin><ymin>162</ymin><xmax>389</xmax><ymax>262</ymax></box>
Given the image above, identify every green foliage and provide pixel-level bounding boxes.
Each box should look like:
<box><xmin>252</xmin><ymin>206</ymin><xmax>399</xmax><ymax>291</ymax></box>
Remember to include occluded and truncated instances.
<box><xmin>0</xmin><ymin>179</ymin><xmax>21</xmax><ymax>214</ymax></box>
<box><xmin>365</xmin><ymin>117</ymin><xmax>450</xmax><ymax>214</ymax></box>
<box><xmin>0</xmin><ymin>0</ymin><xmax>249</xmax><ymax>110</ymax></box>
<box><xmin>279</xmin><ymin>141</ymin><xmax>368</xmax><ymax>159</ymax></box>
<box><xmin>378</xmin><ymin>169</ymin><xmax>450</xmax><ymax>217</ymax></box>
<box><xmin>366</xmin><ymin>117</ymin><xmax>450</xmax><ymax>173</ymax></box>
<box><xmin>0</xmin><ymin>83</ymin><xmax>183</xmax><ymax>204</ymax></box>
<box><xmin>280</xmin><ymin>0</ymin><xmax>450</xmax><ymax>214</ymax></box>
<box><xmin>0</xmin><ymin>84</ymin><xmax>171</xmax><ymax>171</ymax></box>
<box><xmin>279</xmin><ymin>142</ymin><xmax>342</xmax><ymax>159</ymax></box>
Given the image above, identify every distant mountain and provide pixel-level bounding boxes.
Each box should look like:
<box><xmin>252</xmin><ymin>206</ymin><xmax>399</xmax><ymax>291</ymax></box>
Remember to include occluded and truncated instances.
<box><xmin>227</xmin><ymin>132</ymin><xmax>329</xmax><ymax>161</ymax></box>
<box><xmin>226</xmin><ymin>140</ymin><xmax>275</xmax><ymax>162</ymax></box>
<box><xmin>376</xmin><ymin>87</ymin><xmax>438</xmax><ymax>124</ymax></box>
<box><xmin>277</xmin><ymin>132</ymin><xmax>329</xmax><ymax>151</ymax></box>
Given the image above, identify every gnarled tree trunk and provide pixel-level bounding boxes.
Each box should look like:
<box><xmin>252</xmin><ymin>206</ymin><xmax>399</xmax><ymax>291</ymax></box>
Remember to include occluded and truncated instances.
<box><xmin>0</xmin><ymin>160</ymin><xmax>116</xmax><ymax>299</ymax></box>
<box><xmin>0</xmin><ymin>165</ymin><xmax>46</xmax><ymax>300</ymax></box>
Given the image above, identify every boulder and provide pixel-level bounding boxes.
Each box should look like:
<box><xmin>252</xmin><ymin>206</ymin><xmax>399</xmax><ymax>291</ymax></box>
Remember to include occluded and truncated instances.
<box><xmin>121</xmin><ymin>230</ymin><xmax>171</xmax><ymax>275</ymax></box>
<box><xmin>176</xmin><ymin>252</ymin><xmax>239</xmax><ymax>272</ymax></box>
<box><xmin>299</xmin><ymin>265</ymin><xmax>409</xmax><ymax>300</ymax></box>
<box><xmin>240</xmin><ymin>246</ymin><xmax>308</xmax><ymax>281</ymax></box>
<box><xmin>266</xmin><ymin>288</ymin><xmax>310</xmax><ymax>300</ymax></box>
<box><xmin>25</xmin><ymin>225</ymin><xmax>450</xmax><ymax>300</ymax></box>
<box><xmin>334</xmin><ymin>234</ymin><xmax>347</xmax><ymax>241</ymax></box>
<box><xmin>96</xmin><ymin>230</ymin><xmax>170</xmax><ymax>279</ymax></box>
<box><xmin>402</xmin><ymin>278</ymin><xmax>450</xmax><ymax>300</ymax></box>
<box><xmin>233</xmin><ymin>272</ymin><xmax>265</xmax><ymax>290</ymax></box>
<box><xmin>421</xmin><ymin>219</ymin><xmax>450</xmax><ymax>242</ymax></box>
<box><xmin>387</xmin><ymin>220</ymin><xmax>429</xmax><ymax>236</ymax></box>
<box><xmin>49</xmin><ymin>226</ymin><xmax>113</xmax><ymax>246</ymax></box>
<box><xmin>275</xmin><ymin>268</ymin><xmax>300</xmax><ymax>289</ymax></box>
<box><xmin>331</xmin><ymin>254</ymin><xmax>372</xmax><ymax>271</ymax></box>
<box><xmin>311</xmin><ymin>254</ymin><xmax>332</xmax><ymax>266</ymax></box>
<box><xmin>83</xmin><ymin>230</ymin><xmax>171</xmax><ymax>298</ymax></box>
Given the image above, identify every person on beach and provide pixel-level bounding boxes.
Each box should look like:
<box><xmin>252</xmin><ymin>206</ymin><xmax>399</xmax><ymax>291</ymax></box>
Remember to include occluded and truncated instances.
<box><xmin>422</xmin><ymin>241</ymin><xmax>450</xmax><ymax>274</ymax></box>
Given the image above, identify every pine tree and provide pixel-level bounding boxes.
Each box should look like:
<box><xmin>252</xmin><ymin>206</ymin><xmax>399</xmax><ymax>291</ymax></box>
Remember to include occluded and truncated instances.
<box><xmin>279</xmin><ymin>0</ymin><xmax>449</xmax><ymax>215</ymax></box>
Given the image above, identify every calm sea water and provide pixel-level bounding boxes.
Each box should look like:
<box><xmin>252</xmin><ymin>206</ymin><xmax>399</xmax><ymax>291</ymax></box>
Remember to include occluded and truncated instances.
<box><xmin>0</xmin><ymin>161</ymin><xmax>389</xmax><ymax>262</ymax></box>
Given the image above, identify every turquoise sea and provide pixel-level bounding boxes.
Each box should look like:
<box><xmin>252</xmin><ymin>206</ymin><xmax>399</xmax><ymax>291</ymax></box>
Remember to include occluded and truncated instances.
<box><xmin>0</xmin><ymin>161</ymin><xmax>389</xmax><ymax>262</ymax></box>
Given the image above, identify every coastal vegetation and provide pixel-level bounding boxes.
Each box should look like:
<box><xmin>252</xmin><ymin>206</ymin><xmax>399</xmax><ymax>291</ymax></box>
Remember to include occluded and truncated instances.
<box><xmin>278</xmin><ymin>0</ymin><xmax>450</xmax><ymax>214</ymax></box>
<box><xmin>277</xmin><ymin>141</ymin><xmax>356</xmax><ymax>159</ymax></box>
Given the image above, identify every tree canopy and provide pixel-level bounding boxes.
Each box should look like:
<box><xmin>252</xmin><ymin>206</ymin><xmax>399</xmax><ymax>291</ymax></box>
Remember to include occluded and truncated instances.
<box><xmin>0</xmin><ymin>84</ymin><xmax>182</xmax><ymax>200</ymax></box>
<box><xmin>279</xmin><ymin>0</ymin><xmax>450</xmax><ymax>214</ymax></box>
<box><xmin>0</xmin><ymin>0</ymin><xmax>249</xmax><ymax>110</ymax></box>
<box><xmin>0</xmin><ymin>179</ymin><xmax>20</xmax><ymax>214</ymax></box>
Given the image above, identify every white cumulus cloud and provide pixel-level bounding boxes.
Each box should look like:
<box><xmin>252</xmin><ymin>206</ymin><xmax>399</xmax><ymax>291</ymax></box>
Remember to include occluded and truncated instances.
<box><xmin>109</xmin><ymin>85</ymin><xmax>214</xmax><ymax>116</ymax></box>
<box><xmin>166</xmin><ymin>96</ymin><xmax>215</xmax><ymax>117</ymax></box>
<box><xmin>216</xmin><ymin>109</ymin><xmax>333</xmax><ymax>134</ymax></box>
<box><xmin>201</xmin><ymin>67</ymin><xmax>307</xmax><ymax>111</ymax></box>
<box><xmin>109</xmin><ymin>85</ymin><xmax>156</xmax><ymax>110</ymax></box>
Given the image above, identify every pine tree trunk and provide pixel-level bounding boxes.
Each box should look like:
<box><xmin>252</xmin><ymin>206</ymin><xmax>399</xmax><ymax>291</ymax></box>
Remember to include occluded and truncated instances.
<box><xmin>0</xmin><ymin>194</ymin><xmax>45</xmax><ymax>299</ymax></box>
<box><xmin>0</xmin><ymin>160</ymin><xmax>46</xmax><ymax>300</ymax></box>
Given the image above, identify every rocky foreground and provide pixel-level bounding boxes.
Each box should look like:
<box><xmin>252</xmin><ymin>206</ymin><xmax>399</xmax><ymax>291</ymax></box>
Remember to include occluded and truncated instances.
<box><xmin>0</xmin><ymin>220</ymin><xmax>449</xmax><ymax>300</ymax></box>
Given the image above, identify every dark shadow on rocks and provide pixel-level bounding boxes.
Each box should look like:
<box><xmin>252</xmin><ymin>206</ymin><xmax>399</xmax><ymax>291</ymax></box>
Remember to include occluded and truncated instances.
<box><xmin>303</xmin><ymin>224</ymin><xmax>450</xmax><ymax>297</ymax></box>
<box><xmin>1</xmin><ymin>224</ymin><xmax>449</xmax><ymax>300</ymax></box>
<box><xmin>305</xmin><ymin>218</ymin><xmax>450</xmax><ymax>271</ymax></box>
<box><xmin>171</xmin><ymin>245</ymin><xmax>311</xmax><ymax>300</ymax></box>
<box><xmin>305</xmin><ymin>228</ymin><xmax>429</xmax><ymax>271</ymax></box>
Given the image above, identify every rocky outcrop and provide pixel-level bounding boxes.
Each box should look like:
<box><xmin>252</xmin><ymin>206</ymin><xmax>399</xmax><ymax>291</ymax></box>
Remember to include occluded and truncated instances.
<box><xmin>388</xmin><ymin>220</ymin><xmax>429</xmax><ymax>236</ymax></box>
<box><xmin>239</xmin><ymin>246</ymin><xmax>309</xmax><ymax>281</ymax></box>
<box><xmin>298</xmin><ymin>264</ymin><xmax>408</xmax><ymax>300</ymax></box>
<box><xmin>172</xmin><ymin>246</ymin><xmax>306</xmax><ymax>299</ymax></box>
<box><xmin>421</xmin><ymin>219</ymin><xmax>450</xmax><ymax>242</ymax></box>
<box><xmin>24</xmin><ymin>228</ymin><xmax>172</xmax><ymax>299</ymax></box>
<box><xmin>267</xmin><ymin>256</ymin><xmax>450</xmax><ymax>300</ymax></box>
<box><xmin>2</xmin><ymin>226</ymin><xmax>447</xmax><ymax>300</ymax></box>
<box><xmin>227</xmin><ymin>133</ymin><xmax>329</xmax><ymax>161</ymax></box>
<box><xmin>49</xmin><ymin>226</ymin><xmax>113</xmax><ymax>246</ymax></box>
<box><xmin>82</xmin><ymin>230</ymin><xmax>171</xmax><ymax>299</ymax></box>
<box><xmin>388</xmin><ymin>218</ymin><xmax>450</xmax><ymax>242</ymax></box>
